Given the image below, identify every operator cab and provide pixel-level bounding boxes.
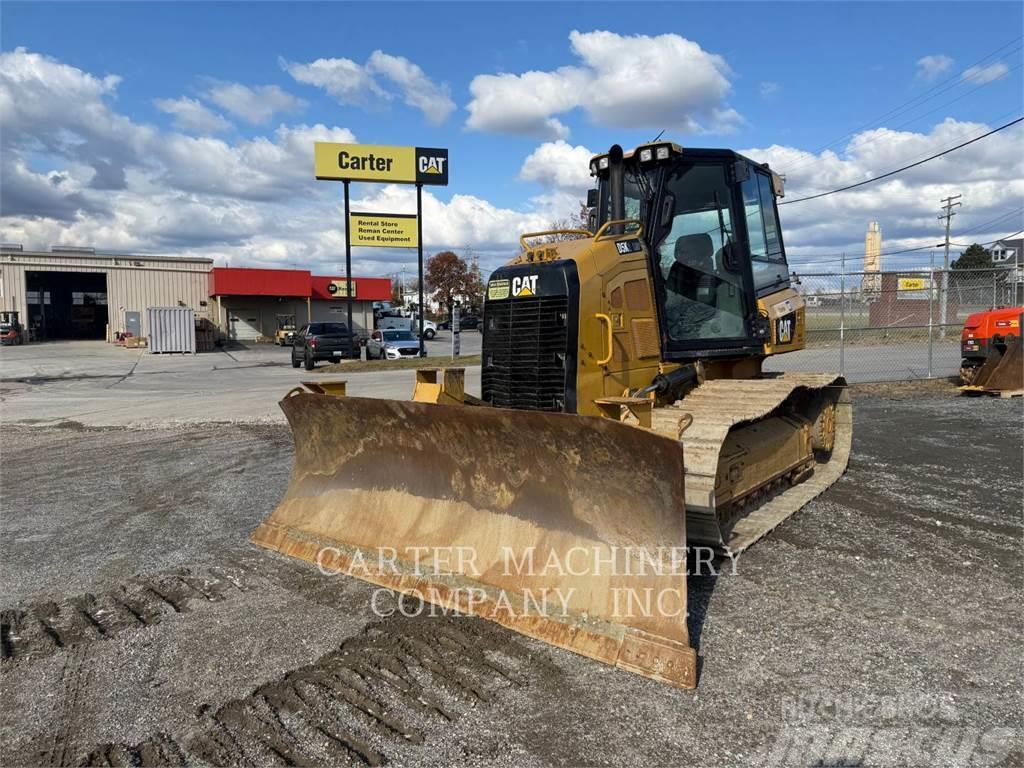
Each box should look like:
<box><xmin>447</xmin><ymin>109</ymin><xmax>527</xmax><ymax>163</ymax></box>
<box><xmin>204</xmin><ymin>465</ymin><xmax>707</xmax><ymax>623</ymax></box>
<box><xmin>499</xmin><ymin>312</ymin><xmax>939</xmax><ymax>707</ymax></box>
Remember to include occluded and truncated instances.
<box><xmin>590</xmin><ymin>143</ymin><xmax>792</xmax><ymax>358</ymax></box>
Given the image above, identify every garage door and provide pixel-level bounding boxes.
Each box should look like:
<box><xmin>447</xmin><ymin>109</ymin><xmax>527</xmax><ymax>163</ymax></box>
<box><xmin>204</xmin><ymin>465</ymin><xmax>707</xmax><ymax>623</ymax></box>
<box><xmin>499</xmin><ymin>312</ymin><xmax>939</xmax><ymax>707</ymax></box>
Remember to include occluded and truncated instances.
<box><xmin>227</xmin><ymin>307</ymin><xmax>261</xmax><ymax>340</ymax></box>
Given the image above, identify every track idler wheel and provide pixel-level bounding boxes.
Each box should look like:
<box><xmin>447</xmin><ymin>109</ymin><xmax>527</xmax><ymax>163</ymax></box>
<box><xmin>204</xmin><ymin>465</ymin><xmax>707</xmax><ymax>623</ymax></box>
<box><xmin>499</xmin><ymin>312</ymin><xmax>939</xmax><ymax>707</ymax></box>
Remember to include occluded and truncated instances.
<box><xmin>810</xmin><ymin>398</ymin><xmax>837</xmax><ymax>454</ymax></box>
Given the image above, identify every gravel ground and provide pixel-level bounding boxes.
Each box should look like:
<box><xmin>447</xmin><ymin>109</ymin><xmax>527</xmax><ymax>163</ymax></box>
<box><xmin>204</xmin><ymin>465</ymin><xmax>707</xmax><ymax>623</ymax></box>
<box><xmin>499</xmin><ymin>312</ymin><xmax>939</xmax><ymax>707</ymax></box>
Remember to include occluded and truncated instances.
<box><xmin>1</xmin><ymin>381</ymin><xmax>1021</xmax><ymax>767</ymax></box>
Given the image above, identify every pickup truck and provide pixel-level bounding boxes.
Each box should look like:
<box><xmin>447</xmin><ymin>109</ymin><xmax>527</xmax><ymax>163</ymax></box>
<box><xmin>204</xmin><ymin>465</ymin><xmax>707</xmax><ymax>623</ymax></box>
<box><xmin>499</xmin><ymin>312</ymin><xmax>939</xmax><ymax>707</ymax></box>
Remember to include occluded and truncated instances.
<box><xmin>291</xmin><ymin>322</ymin><xmax>359</xmax><ymax>370</ymax></box>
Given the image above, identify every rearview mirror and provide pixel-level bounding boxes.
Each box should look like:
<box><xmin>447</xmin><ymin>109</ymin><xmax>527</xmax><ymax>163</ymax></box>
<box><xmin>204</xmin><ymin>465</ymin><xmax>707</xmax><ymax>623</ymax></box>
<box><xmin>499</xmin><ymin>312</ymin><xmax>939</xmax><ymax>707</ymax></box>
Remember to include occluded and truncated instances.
<box><xmin>586</xmin><ymin>188</ymin><xmax>598</xmax><ymax>208</ymax></box>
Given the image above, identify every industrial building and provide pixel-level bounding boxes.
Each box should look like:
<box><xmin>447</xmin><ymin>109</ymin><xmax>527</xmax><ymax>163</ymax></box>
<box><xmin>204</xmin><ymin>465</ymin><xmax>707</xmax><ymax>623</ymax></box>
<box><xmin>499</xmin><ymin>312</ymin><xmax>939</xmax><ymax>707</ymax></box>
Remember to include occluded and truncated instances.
<box><xmin>208</xmin><ymin>268</ymin><xmax>392</xmax><ymax>341</ymax></box>
<box><xmin>0</xmin><ymin>246</ymin><xmax>212</xmax><ymax>341</ymax></box>
<box><xmin>0</xmin><ymin>246</ymin><xmax>392</xmax><ymax>344</ymax></box>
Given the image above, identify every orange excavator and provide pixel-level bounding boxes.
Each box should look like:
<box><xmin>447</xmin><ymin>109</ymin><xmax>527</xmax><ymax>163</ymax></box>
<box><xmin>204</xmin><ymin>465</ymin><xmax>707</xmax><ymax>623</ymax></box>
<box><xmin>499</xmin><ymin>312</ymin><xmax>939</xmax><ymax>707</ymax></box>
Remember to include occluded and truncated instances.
<box><xmin>959</xmin><ymin>306</ymin><xmax>1023</xmax><ymax>396</ymax></box>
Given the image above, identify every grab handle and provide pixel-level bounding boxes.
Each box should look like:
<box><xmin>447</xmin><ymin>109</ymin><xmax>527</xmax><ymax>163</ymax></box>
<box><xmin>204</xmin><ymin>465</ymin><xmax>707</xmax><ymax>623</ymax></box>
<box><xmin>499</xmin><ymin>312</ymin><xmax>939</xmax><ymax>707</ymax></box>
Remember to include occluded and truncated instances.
<box><xmin>594</xmin><ymin>313</ymin><xmax>614</xmax><ymax>366</ymax></box>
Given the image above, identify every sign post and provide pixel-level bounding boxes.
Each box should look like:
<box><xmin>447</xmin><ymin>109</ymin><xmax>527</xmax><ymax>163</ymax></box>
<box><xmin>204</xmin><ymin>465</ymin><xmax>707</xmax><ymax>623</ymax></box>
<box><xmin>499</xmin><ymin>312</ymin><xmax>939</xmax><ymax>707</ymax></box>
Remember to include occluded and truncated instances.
<box><xmin>451</xmin><ymin>303</ymin><xmax>461</xmax><ymax>358</ymax></box>
<box><xmin>313</xmin><ymin>142</ymin><xmax>448</xmax><ymax>359</ymax></box>
<box><xmin>417</xmin><ymin>183</ymin><xmax>425</xmax><ymax>356</ymax></box>
<box><xmin>342</xmin><ymin>180</ymin><xmax>354</xmax><ymax>359</ymax></box>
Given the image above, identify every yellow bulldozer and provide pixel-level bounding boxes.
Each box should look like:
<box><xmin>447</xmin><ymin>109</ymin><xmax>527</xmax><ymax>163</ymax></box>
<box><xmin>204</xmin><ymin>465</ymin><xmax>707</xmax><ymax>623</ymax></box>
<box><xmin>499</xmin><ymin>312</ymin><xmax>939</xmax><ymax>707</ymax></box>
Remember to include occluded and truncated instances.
<box><xmin>254</xmin><ymin>142</ymin><xmax>852</xmax><ymax>689</ymax></box>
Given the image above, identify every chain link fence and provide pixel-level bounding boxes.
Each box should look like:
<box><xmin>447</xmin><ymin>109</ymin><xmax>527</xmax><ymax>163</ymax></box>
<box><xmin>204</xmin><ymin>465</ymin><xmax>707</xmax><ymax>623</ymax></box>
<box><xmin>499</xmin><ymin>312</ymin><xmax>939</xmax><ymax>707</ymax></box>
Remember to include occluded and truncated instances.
<box><xmin>765</xmin><ymin>264</ymin><xmax>1023</xmax><ymax>382</ymax></box>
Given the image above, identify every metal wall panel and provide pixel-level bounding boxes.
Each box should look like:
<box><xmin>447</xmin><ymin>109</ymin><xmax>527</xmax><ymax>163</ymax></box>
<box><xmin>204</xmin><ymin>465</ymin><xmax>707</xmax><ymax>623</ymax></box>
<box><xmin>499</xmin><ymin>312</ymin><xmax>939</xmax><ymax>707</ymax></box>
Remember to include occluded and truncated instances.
<box><xmin>0</xmin><ymin>250</ymin><xmax>211</xmax><ymax>339</ymax></box>
<box><xmin>147</xmin><ymin>306</ymin><xmax>196</xmax><ymax>354</ymax></box>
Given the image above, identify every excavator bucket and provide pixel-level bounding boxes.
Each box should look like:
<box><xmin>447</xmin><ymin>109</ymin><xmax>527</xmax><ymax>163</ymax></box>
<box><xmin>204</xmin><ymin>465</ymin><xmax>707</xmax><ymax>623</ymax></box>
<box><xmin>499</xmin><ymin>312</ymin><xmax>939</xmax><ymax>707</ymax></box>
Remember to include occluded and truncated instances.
<box><xmin>253</xmin><ymin>389</ymin><xmax>698</xmax><ymax>688</ymax></box>
<box><xmin>961</xmin><ymin>335</ymin><xmax>1023</xmax><ymax>396</ymax></box>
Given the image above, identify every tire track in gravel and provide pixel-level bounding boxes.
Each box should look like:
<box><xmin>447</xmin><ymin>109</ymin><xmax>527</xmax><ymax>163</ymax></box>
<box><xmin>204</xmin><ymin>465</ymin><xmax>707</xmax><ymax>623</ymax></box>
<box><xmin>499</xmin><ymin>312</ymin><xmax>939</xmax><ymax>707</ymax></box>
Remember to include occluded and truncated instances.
<box><xmin>0</xmin><ymin>566</ymin><xmax>249</xmax><ymax>662</ymax></box>
<box><xmin>71</xmin><ymin>603</ymin><xmax>563</xmax><ymax>767</ymax></box>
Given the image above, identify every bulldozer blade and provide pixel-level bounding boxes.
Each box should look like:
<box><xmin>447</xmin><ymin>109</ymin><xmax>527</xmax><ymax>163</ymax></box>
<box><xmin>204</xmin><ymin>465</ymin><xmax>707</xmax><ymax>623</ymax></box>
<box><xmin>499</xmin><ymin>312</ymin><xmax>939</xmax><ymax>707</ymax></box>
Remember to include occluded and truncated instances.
<box><xmin>981</xmin><ymin>336</ymin><xmax>1023</xmax><ymax>393</ymax></box>
<box><xmin>961</xmin><ymin>336</ymin><xmax>1022</xmax><ymax>396</ymax></box>
<box><xmin>966</xmin><ymin>346</ymin><xmax>1004</xmax><ymax>390</ymax></box>
<box><xmin>253</xmin><ymin>392</ymin><xmax>697</xmax><ymax>688</ymax></box>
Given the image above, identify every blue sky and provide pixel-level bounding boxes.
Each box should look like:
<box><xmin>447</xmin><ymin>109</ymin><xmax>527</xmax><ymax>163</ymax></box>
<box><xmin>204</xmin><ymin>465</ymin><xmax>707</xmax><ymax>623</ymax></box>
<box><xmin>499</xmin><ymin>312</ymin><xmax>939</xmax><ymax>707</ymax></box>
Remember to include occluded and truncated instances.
<box><xmin>1</xmin><ymin>2</ymin><xmax>1022</xmax><ymax>275</ymax></box>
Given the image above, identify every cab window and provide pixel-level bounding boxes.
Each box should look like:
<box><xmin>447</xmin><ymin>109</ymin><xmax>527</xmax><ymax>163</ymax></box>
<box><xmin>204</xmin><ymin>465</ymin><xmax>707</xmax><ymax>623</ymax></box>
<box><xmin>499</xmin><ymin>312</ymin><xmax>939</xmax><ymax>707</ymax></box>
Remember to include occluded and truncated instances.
<box><xmin>656</xmin><ymin>163</ymin><xmax>747</xmax><ymax>342</ymax></box>
<box><xmin>598</xmin><ymin>172</ymin><xmax>644</xmax><ymax>229</ymax></box>
<box><xmin>742</xmin><ymin>173</ymin><xmax>789</xmax><ymax>293</ymax></box>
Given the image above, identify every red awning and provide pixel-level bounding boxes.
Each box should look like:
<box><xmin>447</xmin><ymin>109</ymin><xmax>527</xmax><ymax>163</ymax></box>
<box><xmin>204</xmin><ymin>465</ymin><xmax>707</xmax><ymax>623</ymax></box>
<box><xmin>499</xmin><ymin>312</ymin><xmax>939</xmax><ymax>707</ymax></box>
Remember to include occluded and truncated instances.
<box><xmin>311</xmin><ymin>276</ymin><xmax>393</xmax><ymax>302</ymax></box>
<box><xmin>209</xmin><ymin>267</ymin><xmax>311</xmax><ymax>298</ymax></box>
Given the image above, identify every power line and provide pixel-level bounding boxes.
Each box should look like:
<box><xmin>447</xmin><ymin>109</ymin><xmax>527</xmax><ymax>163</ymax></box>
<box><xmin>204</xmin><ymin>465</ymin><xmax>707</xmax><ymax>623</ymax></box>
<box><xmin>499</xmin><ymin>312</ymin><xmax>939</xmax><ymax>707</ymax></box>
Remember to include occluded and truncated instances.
<box><xmin>779</xmin><ymin>116</ymin><xmax>1023</xmax><ymax>205</ymax></box>
<box><xmin>789</xmin><ymin>229</ymin><xmax>1024</xmax><ymax>274</ymax></box>
<box><xmin>950</xmin><ymin>229</ymin><xmax>1024</xmax><ymax>247</ymax></box>
<box><xmin>786</xmin><ymin>213</ymin><xmax>1024</xmax><ymax>267</ymax></box>
<box><xmin>956</xmin><ymin>207</ymin><xmax>1024</xmax><ymax>236</ymax></box>
<box><xmin>788</xmin><ymin>243</ymin><xmax>943</xmax><ymax>266</ymax></box>
<box><xmin>780</xmin><ymin>37</ymin><xmax>1023</xmax><ymax>176</ymax></box>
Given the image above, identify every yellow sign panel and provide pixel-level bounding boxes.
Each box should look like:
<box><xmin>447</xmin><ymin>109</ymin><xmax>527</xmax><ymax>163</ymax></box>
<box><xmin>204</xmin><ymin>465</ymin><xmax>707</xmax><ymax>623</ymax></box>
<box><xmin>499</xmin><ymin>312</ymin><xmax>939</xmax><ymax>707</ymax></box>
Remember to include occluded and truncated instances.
<box><xmin>349</xmin><ymin>213</ymin><xmax>419</xmax><ymax>249</ymax></box>
<box><xmin>314</xmin><ymin>143</ymin><xmax>449</xmax><ymax>185</ymax></box>
<box><xmin>327</xmin><ymin>279</ymin><xmax>355</xmax><ymax>298</ymax></box>
<box><xmin>897</xmin><ymin>277</ymin><xmax>929</xmax><ymax>291</ymax></box>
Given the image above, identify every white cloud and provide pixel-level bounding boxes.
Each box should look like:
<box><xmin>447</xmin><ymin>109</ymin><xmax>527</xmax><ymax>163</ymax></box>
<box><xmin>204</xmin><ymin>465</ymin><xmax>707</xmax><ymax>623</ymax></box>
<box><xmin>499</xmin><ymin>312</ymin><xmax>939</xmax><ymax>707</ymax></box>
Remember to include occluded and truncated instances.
<box><xmin>0</xmin><ymin>50</ymin><xmax>565</xmax><ymax>276</ymax></box>
<box><xmin>466</xmin><ymin>29</ymin><xmax>740</xmax><ymax>139</ymax></box>
<box><xmin>205</xmin><ymin>82</ymin><xmax>305</xmax><ymax>124</ymax></box>
<box><xmin>3</xmin><ymin>50</ymin><xmax>1020</xmax><ymax>280</ymax></box>
<box><xmin>743</xmin><ymin>118</ymin><xmax>1024</xmax><ymax>268</ymax></box>
<box><xmin>281</xmin><ymin>55</ymin><xmax>388</xmax><ymax>106</ymax></box>
<box><xmin>0</xmin><ymin>47</ymin><xmax>154</xmax><ymax>190</ymax></box>
<box><xmin>916</xmin><ymin>54</ymin><xmax>954</xmax><ymax>81</ymax></box>
<box><xmin>366</xmin><ymin>51</ymin><xmax>455</xmax><ymax>125</ymax></box>
<box><xmin>961</xmin><ymin>62</ymin><xmax>1009</xmax><ymax>85</ymax></box>
<box><xmin>519</xmin><ymin>140</ymin><xmax>594</xmax><ymax>193</ymax></box>
<box><xmin>760</xmin><ymin>81</ymin><xmax>781</xmax><ymax>99</ymax></box>
<box><xmin>467</xmin><ymin>69</ymin><xmax>586</xmax><ymax>139</ymax></box>
<box><xmin>154</xmin><ymin>96</ymin><xmax>231</xmax><ymax>134</ymax></box>
<box><xmin>155</xmin><ymin>123</ymin><xmax>357</xmax><ymax>201</ymax></box>
<box><xmin>282</xmin><ymin>50</ymin><xmax>454</xmax><ymax>125</ymax></box>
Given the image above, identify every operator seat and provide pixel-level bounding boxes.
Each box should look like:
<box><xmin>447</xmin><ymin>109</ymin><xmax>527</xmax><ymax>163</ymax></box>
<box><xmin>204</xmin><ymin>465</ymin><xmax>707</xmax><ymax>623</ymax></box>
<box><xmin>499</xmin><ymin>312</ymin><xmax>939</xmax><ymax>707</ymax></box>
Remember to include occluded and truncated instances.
<box><xmin>666</xmin><ymin>233</ymin><xmax>718</xmax><ymax>307</ymax></box>
<box><xmin>662</xmin><ymin>233</ymin><xmax>719</xmax><ymax>338</ymax></box>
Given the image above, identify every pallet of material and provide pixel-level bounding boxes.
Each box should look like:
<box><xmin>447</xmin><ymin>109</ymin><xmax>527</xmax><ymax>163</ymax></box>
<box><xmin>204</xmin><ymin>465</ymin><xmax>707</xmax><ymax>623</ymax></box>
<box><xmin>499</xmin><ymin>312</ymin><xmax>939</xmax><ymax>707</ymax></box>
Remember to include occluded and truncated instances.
<box><xmin>123</xmin><ymin>336</ymin><xmax>147</xmax><ymax>349</ymax></box>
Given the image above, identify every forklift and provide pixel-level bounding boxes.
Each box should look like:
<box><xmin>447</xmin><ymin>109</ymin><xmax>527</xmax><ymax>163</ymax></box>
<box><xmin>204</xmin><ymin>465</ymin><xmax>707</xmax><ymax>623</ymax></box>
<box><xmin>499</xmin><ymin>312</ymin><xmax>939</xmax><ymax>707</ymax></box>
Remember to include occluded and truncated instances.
<box><xmin>274</xmin><ymin>314</ymin><xmax>296</xmax><ymax>346</ymax></box>
<box><xmin>1</xmin><ymin>311</ymin><xmax>25</xmax><ymax>345</ymax></box>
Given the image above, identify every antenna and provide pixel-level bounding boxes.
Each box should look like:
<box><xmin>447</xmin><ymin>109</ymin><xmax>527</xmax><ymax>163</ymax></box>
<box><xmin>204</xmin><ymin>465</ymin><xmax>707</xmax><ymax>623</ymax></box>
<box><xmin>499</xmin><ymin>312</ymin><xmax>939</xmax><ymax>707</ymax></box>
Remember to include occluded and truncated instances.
<box><xmin>650</xmin><ymin>130</ymin><xmax>666</xmax><ymax>143</ymax></box>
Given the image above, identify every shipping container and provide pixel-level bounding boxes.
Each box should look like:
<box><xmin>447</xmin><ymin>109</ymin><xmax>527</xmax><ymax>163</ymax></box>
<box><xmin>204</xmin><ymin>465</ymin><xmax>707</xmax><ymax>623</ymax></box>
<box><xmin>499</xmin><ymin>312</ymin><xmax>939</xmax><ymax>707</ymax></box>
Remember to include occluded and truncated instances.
<box><xmin>148</xmin><ymin>306</ymin><xmax>196</xmax><ymax>354</ymax></box>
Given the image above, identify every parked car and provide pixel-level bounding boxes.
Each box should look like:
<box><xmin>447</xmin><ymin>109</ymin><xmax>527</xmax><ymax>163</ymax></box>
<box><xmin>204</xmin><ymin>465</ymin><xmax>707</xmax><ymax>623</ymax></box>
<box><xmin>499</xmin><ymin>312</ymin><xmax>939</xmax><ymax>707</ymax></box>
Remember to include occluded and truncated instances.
<box><xmin>377</xmin><ymin>314</ymin><xmax>438</xmax><ymax>339</ymax></box>
<box><xmin>291</xmin><ymin>322</ymin><xmax>359</xmax><ymax>370</ymax></box>
<box><xmin>367</xmin><ymin>329</ymin><xmax>422</xmax><ymax>360</ymax></box>
<box><xmin>439</xmin><ymin>313</ymin><xmax>481</xmax><ymax>331</ymax></box>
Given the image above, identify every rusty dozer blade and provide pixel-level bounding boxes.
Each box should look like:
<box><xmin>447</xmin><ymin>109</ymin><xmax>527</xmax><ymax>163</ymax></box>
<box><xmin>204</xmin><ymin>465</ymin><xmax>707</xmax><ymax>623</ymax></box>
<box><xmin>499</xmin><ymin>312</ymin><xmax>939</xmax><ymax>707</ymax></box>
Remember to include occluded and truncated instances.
<box><xmin>253</xmin><ymin>391</ymin><xmax>697</xmax><ymax>688</ymax></box>
<box><xmin>961</xmin><ymin>335</ymin><xmax>1023</xmax><ymax>395</ymax></box>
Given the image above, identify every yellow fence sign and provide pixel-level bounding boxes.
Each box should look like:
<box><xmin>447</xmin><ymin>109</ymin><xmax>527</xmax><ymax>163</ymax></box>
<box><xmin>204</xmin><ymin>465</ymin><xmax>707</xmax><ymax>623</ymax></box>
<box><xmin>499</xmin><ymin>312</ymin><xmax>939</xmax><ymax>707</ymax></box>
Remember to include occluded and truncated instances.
<box><xmin>349</xmin><ymin>212</ymin><xmax>418</xmax><ymax>249</ymax></box>
<box><xmin>897</xmin><ymin>277</ymin><xmax>929</xmax><ymax>291</ymax></box>
<box><xmin>315</xmin><ymin>143</ymin><xmax>448</xmax><ymax>185</ymax></box>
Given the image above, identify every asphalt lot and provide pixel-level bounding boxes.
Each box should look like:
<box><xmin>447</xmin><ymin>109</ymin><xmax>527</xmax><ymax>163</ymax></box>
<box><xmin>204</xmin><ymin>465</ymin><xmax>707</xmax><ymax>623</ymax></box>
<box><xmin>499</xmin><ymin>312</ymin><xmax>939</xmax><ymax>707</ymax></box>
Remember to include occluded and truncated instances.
<box><xmin>1</xmin><ymin>341</ymin><xmax>1021</xmax><ymax>767</ymax></box>
<box><xmin>0</xmin><ymin>336</ymin><xmax>482</xmax><ymax>428</ymax></box>
<box><xmin>1</xmin><ymin>335</ymin><xmax>958</xmax><ymax>429</ymax></box>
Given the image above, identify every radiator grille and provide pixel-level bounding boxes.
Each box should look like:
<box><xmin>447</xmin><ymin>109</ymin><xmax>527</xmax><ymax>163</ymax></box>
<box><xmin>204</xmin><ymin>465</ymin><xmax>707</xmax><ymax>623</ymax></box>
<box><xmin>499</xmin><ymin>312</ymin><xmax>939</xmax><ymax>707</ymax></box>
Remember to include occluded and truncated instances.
<box><xmin>482</xmin><ymin>295</ymin><xmax>570</xmax><ymax>412</ymax></box>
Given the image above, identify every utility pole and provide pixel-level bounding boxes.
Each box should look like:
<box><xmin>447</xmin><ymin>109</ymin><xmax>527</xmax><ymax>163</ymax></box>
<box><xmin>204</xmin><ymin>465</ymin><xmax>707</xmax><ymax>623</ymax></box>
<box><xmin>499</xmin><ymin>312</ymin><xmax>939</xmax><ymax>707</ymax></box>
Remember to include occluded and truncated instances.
<box><xmin>938</xmin><ymin>194</ymin><xmax>961</xmax><ymax>338</ymax></box>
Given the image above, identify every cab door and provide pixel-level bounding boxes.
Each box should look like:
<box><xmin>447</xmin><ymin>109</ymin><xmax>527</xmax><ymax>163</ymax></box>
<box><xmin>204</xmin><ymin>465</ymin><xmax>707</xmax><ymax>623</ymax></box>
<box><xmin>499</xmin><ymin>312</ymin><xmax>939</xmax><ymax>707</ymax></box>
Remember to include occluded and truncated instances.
<box><xmin>648</xmin><ymin>160</ymin><xmax>756</xmax><ymax>358</ymax></box>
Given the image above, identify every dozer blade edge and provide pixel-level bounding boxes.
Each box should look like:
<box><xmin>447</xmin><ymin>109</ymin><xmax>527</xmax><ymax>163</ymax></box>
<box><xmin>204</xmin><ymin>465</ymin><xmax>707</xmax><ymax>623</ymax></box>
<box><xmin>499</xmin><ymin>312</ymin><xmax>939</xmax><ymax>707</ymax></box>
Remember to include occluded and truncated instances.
<box><xmin>253</xmin><ymin>391</ymin><xmax>698</xmax><ymax>688</ymax></box>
